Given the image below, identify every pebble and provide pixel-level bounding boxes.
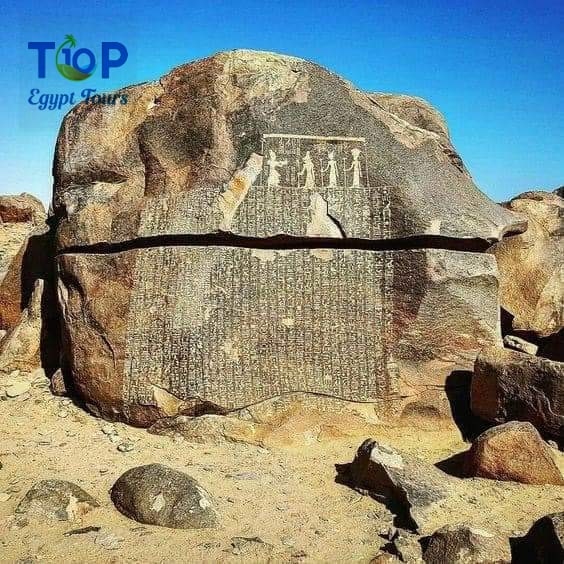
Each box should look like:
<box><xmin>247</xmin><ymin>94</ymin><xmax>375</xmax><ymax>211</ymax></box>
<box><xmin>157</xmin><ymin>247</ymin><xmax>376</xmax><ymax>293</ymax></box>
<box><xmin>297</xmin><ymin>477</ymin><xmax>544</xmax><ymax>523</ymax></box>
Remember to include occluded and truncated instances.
<box><xmin>94</xmin><ymin>531</ymin><xmax>124</xmax><ymax>550</ymax></box>
<box><xmin>6</xmin><ymin>382</ymin><xmax>31</xmax><ymax>398</ymax></box>
<box><xmin>117</xmin><ymin>442</ymin><xmax>135</xmax><ymax>453</ymax></box>
<box><xmin>101</xmin><ymin>424</ymin><xmax>116</xmax><ymax>436</ymax></box>
<box><xmin>58</xmin><ymin>410</ymin><xmax>69</xmax><ymax>418</ymax></box>
<box><xmin>0</xmin><ymin>492</ymin><xmax>12</xmax><ymax>502</ymax></box>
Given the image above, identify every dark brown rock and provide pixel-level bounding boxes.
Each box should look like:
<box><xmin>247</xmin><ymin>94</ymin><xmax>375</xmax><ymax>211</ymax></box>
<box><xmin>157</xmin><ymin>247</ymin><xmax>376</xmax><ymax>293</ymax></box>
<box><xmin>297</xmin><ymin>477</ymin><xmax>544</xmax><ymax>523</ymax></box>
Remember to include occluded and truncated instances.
<box><xmin>513</xmin><ymin>512</ymin><xmax>564</xmax><ymax>564</ymax></box>
<box><xmin>110</xmin><ymin>464</ymin><xmax>217</xmax><ymax>529</ymax></box>
<box><xmin>0</xmin><ymin>193</ymin><xmax>45</xmax><ymax>225</ymax></box>
<box><xmin>471</xmin><ymin>346</ymin><xmax>564</xmax><ymax>440</ymax></box>
<box><xmin>423</xmin><ymin>524</ymin><xmax>511</xmax><ymax>564</ymax></box>
<box><xmin>464</xmin><ymin>422</ymin><xmax>564</xmax><ymax>485</ymax></box>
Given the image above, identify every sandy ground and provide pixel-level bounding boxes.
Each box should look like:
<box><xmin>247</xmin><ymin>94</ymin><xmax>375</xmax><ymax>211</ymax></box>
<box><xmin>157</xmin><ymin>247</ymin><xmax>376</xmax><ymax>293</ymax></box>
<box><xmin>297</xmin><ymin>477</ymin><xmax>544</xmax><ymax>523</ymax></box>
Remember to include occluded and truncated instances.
<box><xmin>1</xmin><ymin>371</ymin><xmax>563</xmax><ymax>563</ymax></box>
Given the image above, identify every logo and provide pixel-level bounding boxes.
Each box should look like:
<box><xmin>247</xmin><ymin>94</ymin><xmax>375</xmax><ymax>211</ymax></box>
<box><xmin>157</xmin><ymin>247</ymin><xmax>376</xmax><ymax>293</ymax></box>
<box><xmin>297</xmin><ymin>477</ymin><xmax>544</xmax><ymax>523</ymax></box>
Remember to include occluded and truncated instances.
<box><xmin>26</xmin><ymin>34</ymin><xmax>129</xmax><ymax>111</ymax></box>
<box><xmin>28</xmin><ymin>34</ymin><xmax>128</xmax><ymax>80</ymax></box>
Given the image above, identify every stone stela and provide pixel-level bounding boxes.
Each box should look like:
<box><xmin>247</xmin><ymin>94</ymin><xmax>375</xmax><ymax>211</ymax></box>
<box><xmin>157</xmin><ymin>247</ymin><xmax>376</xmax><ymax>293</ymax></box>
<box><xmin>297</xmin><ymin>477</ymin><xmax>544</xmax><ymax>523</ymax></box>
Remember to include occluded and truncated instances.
<box><xmin>123</xmin><ymin>134</ymin><xmax>396</xmax><ymax>410</ymax></box>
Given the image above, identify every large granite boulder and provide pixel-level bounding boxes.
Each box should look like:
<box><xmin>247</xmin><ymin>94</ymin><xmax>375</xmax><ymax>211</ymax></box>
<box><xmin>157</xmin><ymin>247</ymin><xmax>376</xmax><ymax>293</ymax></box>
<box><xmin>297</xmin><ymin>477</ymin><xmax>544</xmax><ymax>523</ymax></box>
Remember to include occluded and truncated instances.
<box><xmin>471</xmin><ymin>346</ymin><xmax>563</xmax><ymax>440</ymax></box>
<box><xmin>52</xmin><ymin>50</ymin><xmax>523</xmax><ymax>425</ymax></box>
<box><xmin>488</xmin><ymin>190</ymin><xmax>563</xmax><ymax>347</ymax></box>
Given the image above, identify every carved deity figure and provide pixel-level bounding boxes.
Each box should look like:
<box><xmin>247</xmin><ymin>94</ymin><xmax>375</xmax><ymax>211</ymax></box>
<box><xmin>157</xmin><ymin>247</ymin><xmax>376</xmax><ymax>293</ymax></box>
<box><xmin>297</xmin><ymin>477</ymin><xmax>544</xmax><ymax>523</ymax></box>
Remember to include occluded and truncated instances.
<box><xmin>323</xmin><ymin>150</ymin><xmax>339</xmax><ymax>187</ymax></box>
<box><xmin>298</xmin><ymin>151</ymin><xmax>316</xmax><ymax>188</ymax></box>
<box><xmin>346</xmin><ymin>148</ymin><xmax>362</xmax><ymax>188</ymax></box>
<box><xmin>266</xmin><ymin>150</ymin><xmax>287</xmax><ymax>187</ymax></box>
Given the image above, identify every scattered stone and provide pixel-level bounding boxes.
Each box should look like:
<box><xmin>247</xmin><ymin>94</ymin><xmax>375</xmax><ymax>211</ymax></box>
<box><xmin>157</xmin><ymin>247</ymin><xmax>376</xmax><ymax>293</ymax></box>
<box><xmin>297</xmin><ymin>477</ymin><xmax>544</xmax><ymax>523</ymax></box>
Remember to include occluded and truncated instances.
<box><xmin>471</xmin><ymin>346</ymin><xmax>564</xmax><ymax>440</ymax></box>
<box><xmin>422</xmin><ymin>524</ymin><xmax>511</xmax><ymax>563</ymax></box>
<box><xmin>15</xmin><ymin>480</ymin><xmax>99</xmax><ymax>521</ymax></box>
<box><xmin>343</xmin><ymin>439</ymin><xmax>455</xmax><ymax>532</ymax></box>
<box><xmin>57</xmin><ymin>410</ymin><xmax>69</xmax><ymax>419</ymax></box>
<box><xmin>489</xmin><ymin>190</ymin><xmax>563</xmax><ymax>342</ymax></box>
<box><xmin>512</xmin><ymin>512</ymin><xmax>564</xmax><ymax>563</ymax></box>
<box><xmin>464</xmin><ymin>421</ymin><xmax>564</xmax><ymax>485</ymax></box>
<box><xmin>392</xmin><ymin>531</ymin><xmax>423</xmax><ymax>562</ymax></box>
<box><xmin>94</xmin><ymin>531</ymin><xmax>124</xmax><ymax>550</ymax></box>
<box><xmin>64</xmin><ymin>525</ymin><xmax>101</xmax><ymax>536</ymax></box>
<box><xmin>149</xmin><ymin>415</ymin><xmax>260</xmax><ymax>445</ymax></box>
<box><xmin>228</xmin><ymin>536</ymin><xmax>274</xmax><ymax>558</ymax></box>
<box><xmin>5</xmin><ymin>381</ymin><xmax>31</xmax><ymax>398</ymax></box>
<box><xmin>49</xmin><ymin>369</ymin><xmax>68</xmax><ymax>397</ymax></box>
<box><xmin>101</xmin><ymin>424</ymin><xmax>117</xmax><ymax>436</ymax></box>
<box><xmin>503</xmin><ymin>335</ymin><xmax>538</xmax><ymax>355</ymax></box>
<box><xmin>117</xmin><ymin>442</ymin><xmax>135</xmax><ymax>453</ymax></box>
<box><xmin>0</xmin><ymin>492</ymin><xmax>12</xmax><ymax>502</ymax></box>
<box><xmin>110</xmin><ymin>464</ymin><xmax>217</xmax><ymax>529</ymax></box>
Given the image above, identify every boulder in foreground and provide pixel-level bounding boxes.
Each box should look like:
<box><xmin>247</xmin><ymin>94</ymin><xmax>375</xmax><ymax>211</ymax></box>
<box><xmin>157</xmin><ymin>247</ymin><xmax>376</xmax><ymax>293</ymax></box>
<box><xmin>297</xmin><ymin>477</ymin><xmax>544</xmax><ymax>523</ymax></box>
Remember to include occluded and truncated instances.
<box><xmin>512</xmin><ymin>512</ymin><xmax>564</xmax><ymax>564</ymax></box>
<box><xmin>464</xmin><ymin>421</ymin><xmax>563</xmax><ymax>485</ymax></box>
<box><xmin>111</xmin><ymin>464</ymin><xmax>217</xmax><ymax>529</ymax></box>
<box><xmin>471</xmin><ymin>346</ymin><xmax>563</xmax><ymax>440</ymax></box>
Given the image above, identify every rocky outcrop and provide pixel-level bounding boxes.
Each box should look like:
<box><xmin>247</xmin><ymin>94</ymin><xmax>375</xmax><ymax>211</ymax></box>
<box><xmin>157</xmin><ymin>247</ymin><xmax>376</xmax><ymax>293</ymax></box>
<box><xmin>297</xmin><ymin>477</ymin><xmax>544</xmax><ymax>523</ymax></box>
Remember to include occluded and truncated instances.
<box><xmin>0</xmin><ymin>194</ymin><xmax>48</xmax><ymax>331</ymax></box>
<box><xmin>471</xmin><ymin>346</ymin><xmax>563</xmax><ymax>440</ymax></box>
<box><xmin>111</xmin><ymin>464</ymin><xmax>217</xmax><ymax>529</ymax></box>
<box><xmin>489</xmin><ymin>190</ymin><xmax>563</xmax><ymax>349</ymax></box>
<box><xmin>52</xmin><ymin>50</ymin><xmax>522</xmax><ymax>425</ymax></box>
<box><xmin>463</xmin><ymin>422</ymin><xmax>564</xmax><ymax>485</ymax></box>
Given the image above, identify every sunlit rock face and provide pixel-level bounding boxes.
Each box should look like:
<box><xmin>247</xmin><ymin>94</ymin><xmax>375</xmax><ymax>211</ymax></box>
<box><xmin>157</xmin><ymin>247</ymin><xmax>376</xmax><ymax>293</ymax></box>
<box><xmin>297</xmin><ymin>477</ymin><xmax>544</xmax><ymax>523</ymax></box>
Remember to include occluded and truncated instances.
<box><xmin>52</xmin><ymin>50</ymin><xmax>520</xmax><ymax>426</ymax></box>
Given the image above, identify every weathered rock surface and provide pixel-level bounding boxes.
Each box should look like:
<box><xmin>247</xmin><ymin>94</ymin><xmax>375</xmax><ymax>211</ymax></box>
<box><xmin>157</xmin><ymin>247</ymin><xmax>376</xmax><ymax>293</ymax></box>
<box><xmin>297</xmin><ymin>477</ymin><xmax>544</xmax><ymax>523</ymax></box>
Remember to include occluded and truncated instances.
<box><xmin>57</xmin><ymin>247</ymin><xmax>500</xmax><ymax>425</ymax></box>
<box><xmin>15</xmin><ymin>479</ymin><xmax>99</xmax><ymax>521</ymax></box>
<box><xmin>471</xmin><ymin>346</ymin><xmax>563</xmax><ymax>440</ymax></box>
<box><xmin>0</xmin><ymin>194</ymin><xmax>48</xmax><ymax>332</ymax></box>
<box><xmin>110</xmin><ymin>464</ymin><xmax>217</xmax><ymax>529</ymax></box>
<box><xmin>422</xmin><ymin>524</ymin><xmax>511</xmax><ymax>564</ymax></box>
<box><xmin>369</xmin><ymin>93</ymin><xmax>450</xmax><ymax>141</ymax></box>
<box><xmin>53</xmin><ymin>50</ymin><xmax>523</xmax><ymax>248</ymax></box>
<box><xmin>344</xmin><ymin>438</ymin><xmax>455</xmax><ymax>532</ymax></box>
<box><xmin>0</xmin><ymin>279</ymin><xmax>43</xmax><ymax>373</ymax></box>
<box><xmin>52</xmin><ymin>50</ymin><xmax>520</xmax><ymax>425</ymax></box>
<box><xmin>49</xmin><ymin>368</ymin><xmax>68</xmax><ymax>397</ymax></box>
<box><xmin>513</xmin><ymin>512</ymin><xmax>564</xmax><ymax>564</ymax></box>
<box><xmin>489</xmin><ymin>190</ymin><xmax>563</xmax><ymax>340</ymax></box>
<box><xmin>148</xmin><ymin>414</ymin><xmax>260</xmax><ymax>445</ymax></box>
<box><xmin>464</xmin><ymin>422</ymin><xmax>564</xmax><ymax>485</ymax></box>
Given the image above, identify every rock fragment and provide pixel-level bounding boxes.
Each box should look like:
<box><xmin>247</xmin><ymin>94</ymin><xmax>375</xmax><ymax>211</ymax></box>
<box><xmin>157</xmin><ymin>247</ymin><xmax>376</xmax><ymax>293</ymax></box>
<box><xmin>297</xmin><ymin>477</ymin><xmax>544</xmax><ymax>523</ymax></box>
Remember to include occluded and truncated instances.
<box><xmin>503</xmin><ymin>335</ymin><xmax>538</xmax><ymax>355</ymax></box>
<box><xmin>512</xmin><ymin>512</ymin><xmax>564</xmax><ymax>564</ymax></box>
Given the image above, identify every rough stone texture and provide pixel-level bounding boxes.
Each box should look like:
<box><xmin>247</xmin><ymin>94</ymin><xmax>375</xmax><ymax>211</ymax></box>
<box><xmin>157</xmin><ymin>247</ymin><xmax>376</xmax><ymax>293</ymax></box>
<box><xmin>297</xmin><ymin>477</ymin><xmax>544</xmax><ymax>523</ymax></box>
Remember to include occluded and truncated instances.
<box><xmin>345</xmin><ymin>438</ymin><xmax>455</xmax><ymax>532</ymax></box>
<box><xmin>489</xmin><ymin>190</ymin><xmax>563</xmax><ymax>339</ymax></box>
<box><xmin>464</xmin><ymin>422</ymin><xmax>564</xmax><ymax>485</ymax></box>
<box><xmin>503</xmin><ymin>335</ymin><xmax>538</xmax><ymax>355</ymax></box>
<box><xmin>15</xmin><ymin>479</ymin><xmax>99</xmax><ymax>521</ymax></box>
<box><xmin>148</xmin><ymin>415</ymin><xmax>261</xmax><ymax>445</ymax></box>
<box><xmin>471</xmin><ymin>346</ymin><xmax>564</xmax><ymax>440</ymax></box>
<box><xmin>0</xmin><ymin>194</ymin><xmax>48</xmax><ymax>332</ymax></box>
<box><xmin>369</xmin><ymin>93</ymin><xmax>450</xmax><ymax>141</ymax></box>
<box><xmin>422</xmin><ymin>524</ymin><xmax>511</xmax><ymax>564</ymax></box>
<box><xmin>57</xmin><ymin>247</ymin><xmax>500</xmax><ymax>426</ymax></box>
<box><xmin>0</xmin><ymin>279</ymin><xmax>43</xmax><ymax>373</ymax></box>
<box><xmin>513</xmin><ymin>512</ymin><xmax>564</xmax><ymax>564</ymax></box>
<box><xmin>110</xmin><ymin>464</ymin><xmax>217</xmax><ymax>529</ymax></box>
<box><xmin>52</xmin><ymin>50</ymin><xmax>523</xmax><ymax>249</ymax></box>
<box><xmin>49</xmin><ymin>368</ymin><xmax>68</xmax><ymax>397</ymax></box>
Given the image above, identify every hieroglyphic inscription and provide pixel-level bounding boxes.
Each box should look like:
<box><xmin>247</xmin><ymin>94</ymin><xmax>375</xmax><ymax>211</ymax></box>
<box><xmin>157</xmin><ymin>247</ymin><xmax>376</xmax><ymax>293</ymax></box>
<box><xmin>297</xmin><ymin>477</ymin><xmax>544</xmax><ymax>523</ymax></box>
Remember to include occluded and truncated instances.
<box><xmin>123</xmin><ymin>247</ymin><xmax>397</xmax><ymax>408</ymax></box>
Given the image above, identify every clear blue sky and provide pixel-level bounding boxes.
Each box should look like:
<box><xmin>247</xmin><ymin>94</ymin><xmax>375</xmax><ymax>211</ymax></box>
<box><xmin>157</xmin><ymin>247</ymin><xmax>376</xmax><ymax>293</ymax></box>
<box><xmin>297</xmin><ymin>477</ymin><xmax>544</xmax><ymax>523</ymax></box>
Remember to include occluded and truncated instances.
<box><xmin>1</xmin><ymin>0</ymin><xmax>562</xmax><ymax>205</ymax></box>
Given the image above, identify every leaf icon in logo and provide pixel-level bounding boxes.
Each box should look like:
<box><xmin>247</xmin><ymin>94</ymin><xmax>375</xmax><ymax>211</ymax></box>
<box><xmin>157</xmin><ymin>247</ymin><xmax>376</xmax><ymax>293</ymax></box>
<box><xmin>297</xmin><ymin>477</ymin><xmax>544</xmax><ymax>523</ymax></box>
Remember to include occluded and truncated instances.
<box><xmin>55</xmin><ymin>34</ymin><xmax>93</xmax><ymax>81</ymax></box>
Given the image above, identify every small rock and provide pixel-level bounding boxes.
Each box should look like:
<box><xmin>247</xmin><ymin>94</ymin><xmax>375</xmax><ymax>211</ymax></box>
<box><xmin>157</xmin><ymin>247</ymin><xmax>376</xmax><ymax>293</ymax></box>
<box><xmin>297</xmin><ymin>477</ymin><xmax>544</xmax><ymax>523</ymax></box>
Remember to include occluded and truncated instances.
<box><xmin>342</xmin><ymin>439</ymin><xmax>454</xmax><ymax>532</ymax></box>
<box><xmin>512</xmin><ymin>512</ymin><xmax>564</xmax><ymax>563</ymax></box>
<box><xmin>228</xmin><ymin>536</ymin><xmax>273</xmax><ymax>558</ymax></box>
<box><xmin>0</xmin><ymin>492</ymin><xmax>12</xmax><ymax>502</ymax></box>
<box><xmin>464</xmin><ymin>421</ymin><xmax>564</xmax><ymax>485</ymax></box>
<box><xmin>110</xmin><ymin>463</ymin><xmax>217</xmax><ymax>529</ymax></box>
<box><xmin>6</xmin><ymin>381</ymin><xmax>31</xmax><ymax>398</ymax></box>
<box><xmin>423</xmin><ymin>524</ymin><xmax>511</xmax><ymax>563</ymax></box>
<box><xmin>117</xmin><ymin>442</ymin><xmax>135</xmax><ymax>453</ymax></box>
<box><xmin>503</xmin><ymin>335</ymin><xmax>538</xmax><ymax>355</ymax></box>
<box><xmin>49</xmin><ymin>369</ymin><xmax>68</xmax><ymax>397</ymax></box>
<box><xmin>101</xmin><ymin>424</ymin><xmax>117</xmax><ymax>436</ymax></box>
<box><xmin>57</xmin><ymin>410</ymin><xmax>69</xmax><ymax>419</ymax></box>
<box><xmin>94</xmin><ymin>531</ymin><xmax>124</xmax><ymax>550</ymax></box>
<box><xmin>15</xmin><ymin>480</ymin><xmax>99</xmax><ymax>521</ymax></box>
